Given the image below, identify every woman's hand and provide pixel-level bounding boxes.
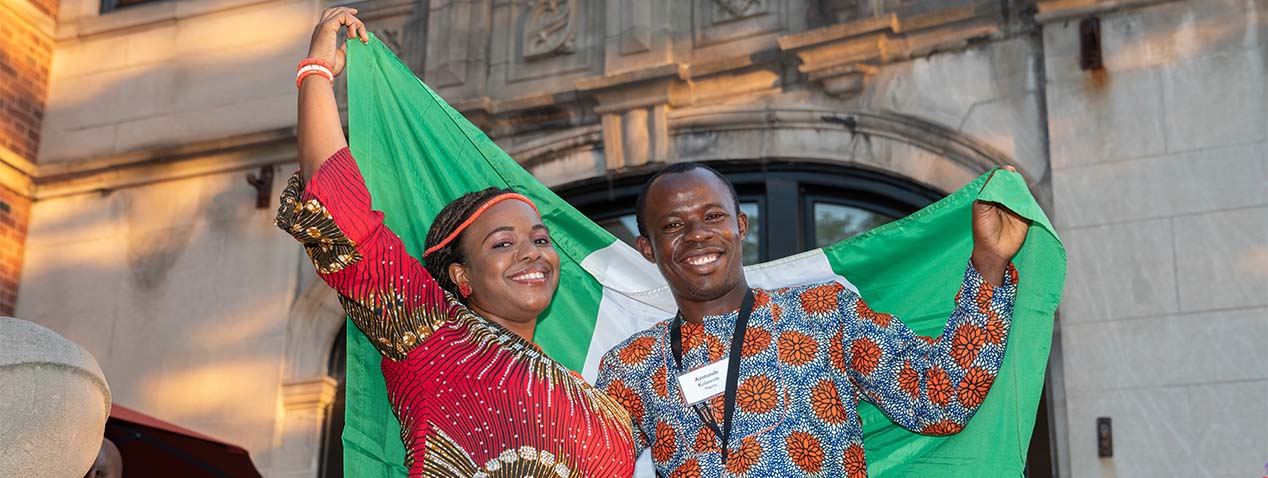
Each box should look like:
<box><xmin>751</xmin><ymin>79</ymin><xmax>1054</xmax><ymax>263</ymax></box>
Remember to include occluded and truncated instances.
<box><xmin>307</xmin><ymin>7</ymin><xmax>369</xmax><ymax>78</ymax></box>
<box><xmin>297</xmin><ymin>7</ymin><xmax>365</xmax><ymax>174</ymax></box>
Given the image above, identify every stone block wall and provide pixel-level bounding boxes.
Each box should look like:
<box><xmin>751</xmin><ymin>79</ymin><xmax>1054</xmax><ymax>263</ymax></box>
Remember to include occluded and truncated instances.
<box><xmin>40</xmin><ymin>0</ymin><xmax>315</xmax><ymax>162</ymax></box>
<box><xmin>23</xmin><ymin>0</ymin><xmax>326</xmax><ymax>472</ymax></box>
<box><xmin>17</xmin><ymin>157</ymin><xmax>305</xmax><ymax>473</ymax></box>
<box><xmin>1042</xmin><ymin>0</ymin><xmax>1268</xmax><ymax>475</ymax></box>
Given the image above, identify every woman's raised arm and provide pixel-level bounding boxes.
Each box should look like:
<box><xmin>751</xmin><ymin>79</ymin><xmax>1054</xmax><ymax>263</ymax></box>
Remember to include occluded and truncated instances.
<box><xmin>280</xmin><ymin>9</ymin><xmax>450</xmax><ymax>362</ymax></box>
<box><xmin>297</xmin><ymin>7</ymin><xmax>367</xmax><ymax>177</ymax></box>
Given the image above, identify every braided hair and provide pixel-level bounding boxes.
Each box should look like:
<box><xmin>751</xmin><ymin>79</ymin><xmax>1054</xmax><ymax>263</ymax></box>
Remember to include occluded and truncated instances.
<box><xmin>423</xmin><ymin>187</ymin><xmax>516</xmax><ymax>303</ymax></box>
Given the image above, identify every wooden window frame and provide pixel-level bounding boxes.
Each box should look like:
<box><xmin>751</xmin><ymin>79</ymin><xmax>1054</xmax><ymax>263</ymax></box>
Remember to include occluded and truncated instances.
<box><xmin>100</xmin><ymin>0</ymin><xmax>167</xmax><ymax>14</ymax></box>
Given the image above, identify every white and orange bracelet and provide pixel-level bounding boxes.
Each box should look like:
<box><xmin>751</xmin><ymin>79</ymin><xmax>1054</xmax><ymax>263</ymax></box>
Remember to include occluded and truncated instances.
<box><xmin>296</xmin><ymin>59</ymin><xmax>334</xmax><ymax>88</ymax></box>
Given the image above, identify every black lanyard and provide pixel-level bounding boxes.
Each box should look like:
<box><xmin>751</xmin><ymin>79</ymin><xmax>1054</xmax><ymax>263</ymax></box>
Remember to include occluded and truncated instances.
<box><xmin>669</xmin><ymin>289</ymin><xmax>755</xmax><ymax>465</ymax></box>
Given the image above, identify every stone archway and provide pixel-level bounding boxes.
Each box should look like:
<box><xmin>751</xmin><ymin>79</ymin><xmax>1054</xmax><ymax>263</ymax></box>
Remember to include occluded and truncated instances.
<box><xmin>268</xmin><ymin>274</ymin><xmax>346</xmax><ymax>477</ymax></box>
<box><xmin>514</xmin><ymin>106</ymin><xmax>1023</xmax><ymax>195</ymax></box>
<box><xmin>665</xmin><ymin>106</ymin><xmax>1018</xmax><ymax>193</ymax></box>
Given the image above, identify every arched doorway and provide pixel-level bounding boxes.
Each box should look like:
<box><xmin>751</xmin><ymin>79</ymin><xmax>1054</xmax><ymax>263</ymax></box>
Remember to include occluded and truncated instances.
<box><xmin>319</xmin><ymin>324</ymin><xmax>346</xmax><ymax>478</ymax></box>
<box><xmin>271</xmin><ymin>277</ymin><xmax>346</xmax><ymax>477</ymax></box>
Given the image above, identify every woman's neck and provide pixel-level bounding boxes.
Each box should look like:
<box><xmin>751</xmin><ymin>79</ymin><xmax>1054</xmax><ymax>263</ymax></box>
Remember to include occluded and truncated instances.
<box><xmin>469</xmin><ymin>303</ymin><xmax>537</xmax><ymax>342</ymax></box>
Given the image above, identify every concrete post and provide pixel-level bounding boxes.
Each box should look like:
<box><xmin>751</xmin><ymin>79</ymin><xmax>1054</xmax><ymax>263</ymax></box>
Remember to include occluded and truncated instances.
<box><xmin>0</xmin><ymin>317</ymin><xmax>111</xmax><ymax>478</ymax></box>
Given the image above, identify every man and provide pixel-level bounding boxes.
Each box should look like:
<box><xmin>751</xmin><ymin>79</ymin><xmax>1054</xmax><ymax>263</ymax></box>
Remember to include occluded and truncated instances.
<box><xmin>596</xmin><ymin>163</ymin><xmax>1029</xmax><ymax>477</ymax></box>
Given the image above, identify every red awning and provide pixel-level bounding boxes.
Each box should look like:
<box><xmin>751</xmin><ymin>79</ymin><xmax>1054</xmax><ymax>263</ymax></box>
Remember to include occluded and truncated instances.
<box><xmin>105</xmin><ymin>404</ymin><xmax>262</xmax><ymax>478</ymax></box>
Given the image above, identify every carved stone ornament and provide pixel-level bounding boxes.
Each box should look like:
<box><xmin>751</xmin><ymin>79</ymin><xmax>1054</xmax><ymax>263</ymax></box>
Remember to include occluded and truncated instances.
<box><xmin>715</xmin><ymin>0</ymin><xmax>764</xmax><ymax>18</ymax></box>
<box><xmin>523</xmin><ymin>0</ymin><xmax>577</xmax><ymax>60</ymax></box>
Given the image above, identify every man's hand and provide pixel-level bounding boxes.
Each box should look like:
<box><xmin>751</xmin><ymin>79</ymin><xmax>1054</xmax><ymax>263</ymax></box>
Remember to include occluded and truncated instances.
<box><xmin>971</xmin><ymin>166</ymin><xmax>1031</xmax><ymax>286</ymax></box>
<box><xmin>307</xmin><ymin>7</ymin><xmax>368</xmax><ymax>78</ymax></box>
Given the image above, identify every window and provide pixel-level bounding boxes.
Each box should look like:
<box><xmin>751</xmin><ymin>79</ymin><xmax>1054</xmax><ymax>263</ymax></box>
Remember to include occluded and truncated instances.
<box><xmin>810</xmin><ymin>202</ymin><xmax>893</xmax><ymax>248</ymax></box>
<box><xmin>100</xmin><ymin>0</ymin><xmax>166</xmax><ymax>14</ymax></box>
<box><xmin>562</xmin><ymin>161</ymin><xmax>941</xmax><ymax>263</ymax></box>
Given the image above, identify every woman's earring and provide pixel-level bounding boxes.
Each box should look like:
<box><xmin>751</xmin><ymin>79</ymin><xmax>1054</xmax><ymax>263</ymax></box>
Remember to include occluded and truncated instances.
<box><xmin>458</xmin><ymin>283</ymin><xmax>472</xmax><ymax>298</ymax></box>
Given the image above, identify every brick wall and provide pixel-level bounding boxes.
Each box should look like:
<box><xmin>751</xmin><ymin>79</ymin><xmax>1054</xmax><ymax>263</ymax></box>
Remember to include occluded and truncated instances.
<box><xmin>28</xmin><ymin>0</ymin><xmax>58</xmax><ymax>18</ymax></box>
<box><xmin>0</xmin><ymin>3</ymin><xmax>55</xmax><ymax>162</ymax></box>
<box><xmin>0</xmin><ymin>187</ymin><xmax>29</xmax><ymax>315</ymax></box>
<box><xmin>0</xmin><ymin>0</ymin><xmax>56</xmax><ymax>315</ymax></box>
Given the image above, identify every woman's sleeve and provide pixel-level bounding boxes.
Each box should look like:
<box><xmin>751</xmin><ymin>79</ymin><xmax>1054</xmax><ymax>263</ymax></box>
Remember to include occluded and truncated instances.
<box><xmin>275</xmin><ymin>147</ymin><xmax>451</xmax><ymax>361</ymax></box>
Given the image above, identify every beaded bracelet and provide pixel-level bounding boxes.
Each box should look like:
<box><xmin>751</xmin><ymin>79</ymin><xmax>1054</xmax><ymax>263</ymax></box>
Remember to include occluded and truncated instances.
<box><xmin>296</xmin><ymin>58</ymin><xmax>334</xmax><ymax>88</ymax></box>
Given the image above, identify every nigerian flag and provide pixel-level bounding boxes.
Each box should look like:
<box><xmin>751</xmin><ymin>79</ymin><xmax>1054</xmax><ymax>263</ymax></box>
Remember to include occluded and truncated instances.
<box><xmin>340</xmin><ymin>36</ymin><xmax>1065</xmax><ymax>477</ymax></box>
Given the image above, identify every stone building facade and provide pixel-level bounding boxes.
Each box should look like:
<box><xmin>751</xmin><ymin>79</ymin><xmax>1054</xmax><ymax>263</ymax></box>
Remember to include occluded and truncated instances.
<box><xmin>13</xmin><ymin>0</ymin><xmax>1266</xmax><ymax>477</ymax></box>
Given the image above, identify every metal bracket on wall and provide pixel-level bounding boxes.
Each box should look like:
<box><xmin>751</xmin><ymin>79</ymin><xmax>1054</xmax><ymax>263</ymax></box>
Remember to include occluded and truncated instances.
<box><xmin>1097</xmin><ymin>417</ymin><xmax>1113</xmax><ymax>458</ymax></box>
<box><xmin>246</xmin><ymin>165</ymin><xmax>275</xmax><ymax>210</ymax></box>
<box><xmin>1080</xmin><ymin>17</ymin><xmax>1103</xmax><ymax>70</ymax></box>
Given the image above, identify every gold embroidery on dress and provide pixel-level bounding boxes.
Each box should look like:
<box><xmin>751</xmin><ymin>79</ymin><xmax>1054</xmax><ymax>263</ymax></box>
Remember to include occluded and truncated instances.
<box><xmin>409</xmin><ymin>296</ymin><xmax>634</xmax><ymax>427</ymax></box>
<box><xmin>274</xmin><ymin>174</ymin><xmax>362</xmax><ymax>274</ymax></box>
<box><xmin>420</xmin><ymin>427</ymin><xmax>580</xmax><ymax>478</ymax></box>
<box><xmin>339</xmin><ymin>290</ymin><xmax>449</xmax><ymax>361</ymax></box>
<box><xmin>382</xmin><ymin>294</ymin><xmax>634</xmax><ymax>468</ymax></box>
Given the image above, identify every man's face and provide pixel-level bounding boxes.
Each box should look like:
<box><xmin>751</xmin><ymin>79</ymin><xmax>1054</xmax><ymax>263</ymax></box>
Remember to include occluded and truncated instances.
<box><xmin>636</xmin><ymin>169</ymin><xmax>748</xmax><ymax>304</ymax></box>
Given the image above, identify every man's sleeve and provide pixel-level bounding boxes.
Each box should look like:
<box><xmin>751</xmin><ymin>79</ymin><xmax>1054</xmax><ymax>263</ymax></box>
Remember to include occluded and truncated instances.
<box><xmin>833</xmin><ymin>261</ymin><xmax>1019</xmax><ymax>435</ymax></box>
<box><xmin>596</xmin><ymin>347</ymin><xmax>650</xmax><ymax>456</ymax></box>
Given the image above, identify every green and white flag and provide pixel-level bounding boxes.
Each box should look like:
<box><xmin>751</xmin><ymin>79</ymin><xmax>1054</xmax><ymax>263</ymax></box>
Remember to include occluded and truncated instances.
<box><xmin>341</xmin><ymin>37</ymin><xmax>1065</xmax><ymax>477</ymax></box>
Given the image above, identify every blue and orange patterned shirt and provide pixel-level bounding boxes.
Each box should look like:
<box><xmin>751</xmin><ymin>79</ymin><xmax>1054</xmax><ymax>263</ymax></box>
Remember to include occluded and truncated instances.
<box><xmin>596</xmin><ymin>263</ymin><xmax>1018</xmax><ymax>477</ymax></box>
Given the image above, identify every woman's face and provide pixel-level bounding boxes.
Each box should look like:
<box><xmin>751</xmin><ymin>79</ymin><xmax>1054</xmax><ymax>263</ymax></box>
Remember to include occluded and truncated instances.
<box><xmin>449</xmin><ymin>200</ymin><xmax>561</xmax><ymax>322</ymax></box>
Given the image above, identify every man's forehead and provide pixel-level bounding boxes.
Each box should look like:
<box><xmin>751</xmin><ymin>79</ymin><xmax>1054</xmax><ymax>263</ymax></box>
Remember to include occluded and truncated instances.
<box><xmin>647</xmin><ymin>169</ymin><xmax>732</xmax><ymax>205</ymax></box>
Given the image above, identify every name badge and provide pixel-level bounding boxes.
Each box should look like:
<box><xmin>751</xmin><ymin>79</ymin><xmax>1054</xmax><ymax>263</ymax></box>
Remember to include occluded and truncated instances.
<box><xmin>676</xmin><ymin>358</ymin><xmax>730</xmax><ymax>406</ymax></box>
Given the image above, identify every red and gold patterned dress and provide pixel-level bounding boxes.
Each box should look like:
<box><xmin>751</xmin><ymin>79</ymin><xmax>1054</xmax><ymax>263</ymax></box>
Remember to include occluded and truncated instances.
<box><xmin>276</xmin><ymin>148</ymin><xmax>636</xmax><ymax>478</ymax></box>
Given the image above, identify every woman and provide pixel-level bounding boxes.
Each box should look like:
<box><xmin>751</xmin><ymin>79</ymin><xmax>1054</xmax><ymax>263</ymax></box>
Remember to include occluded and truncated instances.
<box><xmin>276</xmin><ymin>7</ymin><xmax>637</xmax><ymax>477</ymax></box>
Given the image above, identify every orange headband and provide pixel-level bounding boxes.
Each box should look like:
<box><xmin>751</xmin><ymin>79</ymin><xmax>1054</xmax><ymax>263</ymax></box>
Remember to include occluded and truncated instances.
<box><xmin>423</xmin><ymin>193</ymin><xmax>540</xmax><ymax>257</ymax></box>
